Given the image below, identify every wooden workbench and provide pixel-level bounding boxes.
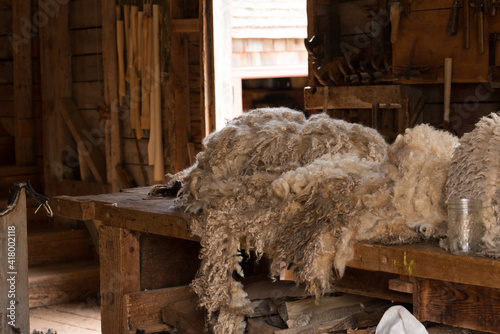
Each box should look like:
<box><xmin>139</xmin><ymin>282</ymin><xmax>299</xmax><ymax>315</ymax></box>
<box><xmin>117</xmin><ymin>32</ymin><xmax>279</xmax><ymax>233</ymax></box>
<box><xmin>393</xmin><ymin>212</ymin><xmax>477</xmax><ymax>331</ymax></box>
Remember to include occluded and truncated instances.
<box><xmin>53</xmin><ymin>187</ymin><xmax>500</xmax><ymax>333</ymax></box>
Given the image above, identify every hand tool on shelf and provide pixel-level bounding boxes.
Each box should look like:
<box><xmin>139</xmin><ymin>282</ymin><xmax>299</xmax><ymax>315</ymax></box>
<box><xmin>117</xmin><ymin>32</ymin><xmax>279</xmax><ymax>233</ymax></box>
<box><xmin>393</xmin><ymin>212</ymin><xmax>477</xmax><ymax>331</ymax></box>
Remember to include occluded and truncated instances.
<box><xmin>489</xmin><ymin>33</ymin><xmax>500</xmax><ymax>86</ymax></box>
<box><xmin>473</xmin><ymin>0</ymin><xmax>488</xmax><ymax>53</ymax></box>
<box><xmin>390</xmin><ymin>0</ymin><xmax>402</xmax><ymax>43</ymax></box>
<box><xmin>384</xmin><ymin>40</ymin><xmax>440</xmax><ymax>82</ymax></box>
<box><xmin>443</xmin><ymin>58</ymin><xmax>452</xmax><ymax>127</ymax></box>
<box><xmin>447</xmin><ymin>0</ymin><xmax>461</xmax><ymax>36</ymax></box>
<box><xmin>464</xmin><ymin>0</ymin><xmax>470</xmax><ymax>48</ymax></box>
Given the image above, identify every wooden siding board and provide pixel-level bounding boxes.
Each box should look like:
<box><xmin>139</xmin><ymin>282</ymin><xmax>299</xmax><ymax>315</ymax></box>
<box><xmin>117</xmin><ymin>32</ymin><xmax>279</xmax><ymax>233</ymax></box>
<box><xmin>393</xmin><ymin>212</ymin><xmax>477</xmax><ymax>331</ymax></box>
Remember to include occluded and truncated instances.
<box><xmin>70</xmin><ymin>28</ymin><xmax>102</xmax><ymax>56</ymax></box>
<box><xmin>70</xmin><ymin>0</ymin><xmax>101</xmax><ymax>30</ymax></box>
<box><xmin>72</xmin><ymin>55</ymin><xmax>103</xmax><ymax>82</ymax></box>
<box><xmin>72</xmin><ymin>81</ymin><xmax>104</xmax><ymax>110</ymax></box>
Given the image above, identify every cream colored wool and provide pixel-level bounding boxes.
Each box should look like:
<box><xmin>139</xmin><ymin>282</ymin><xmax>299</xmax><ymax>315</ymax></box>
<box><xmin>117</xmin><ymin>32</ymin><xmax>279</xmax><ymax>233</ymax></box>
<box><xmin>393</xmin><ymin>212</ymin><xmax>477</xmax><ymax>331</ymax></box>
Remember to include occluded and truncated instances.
<box><xmin>174</xmin><ymin>108</ymin><xmax>457</xmax><ymax>333</ymax></box>
<box><xmin>445</xmin><ymin>112</ymin><xmax>500</xmax><ymax>257</ymax></box>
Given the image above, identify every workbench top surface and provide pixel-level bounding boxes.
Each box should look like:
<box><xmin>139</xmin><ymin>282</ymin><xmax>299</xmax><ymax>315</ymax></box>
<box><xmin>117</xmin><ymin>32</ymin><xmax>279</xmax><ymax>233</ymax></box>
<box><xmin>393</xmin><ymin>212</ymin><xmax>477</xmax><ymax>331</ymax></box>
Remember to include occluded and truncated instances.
<box><xmin>53</xmin><ymin>187</ymin><xmax>500</xmax><ymax>290</ymax></box>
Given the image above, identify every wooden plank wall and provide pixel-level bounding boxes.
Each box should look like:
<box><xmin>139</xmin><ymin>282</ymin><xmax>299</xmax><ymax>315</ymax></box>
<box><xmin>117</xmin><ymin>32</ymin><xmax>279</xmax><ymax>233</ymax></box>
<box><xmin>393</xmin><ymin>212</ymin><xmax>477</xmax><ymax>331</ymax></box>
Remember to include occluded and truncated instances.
<box><xmin>0</xmin><ymin>0</ymin><xmax>42</xmax><ymax>195</ymax></box>
<box><xmin>0</xmin><ymin>0</ymin><xmax>209</xmax><ymax>195</ymax></box>
<box><xmin>69</xmin><ymin>0</ymin><xmax>106</xmax><ymax>181</ymax></box>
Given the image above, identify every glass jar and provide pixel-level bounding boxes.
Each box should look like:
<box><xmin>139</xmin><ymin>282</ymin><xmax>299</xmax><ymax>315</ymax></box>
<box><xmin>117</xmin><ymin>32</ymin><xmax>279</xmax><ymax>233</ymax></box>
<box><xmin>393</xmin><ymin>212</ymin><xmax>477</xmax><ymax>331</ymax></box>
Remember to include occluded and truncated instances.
<box><xmin>447</xmin><ymin>198</ymin><xmax>484</xmax><ymax>255</ymax></box>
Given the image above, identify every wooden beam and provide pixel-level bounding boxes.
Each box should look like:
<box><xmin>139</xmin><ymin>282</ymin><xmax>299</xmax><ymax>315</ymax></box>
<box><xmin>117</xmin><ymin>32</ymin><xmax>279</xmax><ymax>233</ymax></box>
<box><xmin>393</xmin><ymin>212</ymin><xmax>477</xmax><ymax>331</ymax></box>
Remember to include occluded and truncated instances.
<box><xmin>57</xmin><ymin>97</ymin><xmax>107</xmax><ymax>184</ymax></box>
<box><xmin>201</xmin><ymin>0</ymin><xmax>216</xmax><ymax>136</ymax></box>
<box><xmin>415</xmin><ymin>279</ymin><xmax>500</xmax><ymax>333</ymax></box>
<box><xmin>348</xmin><ymin>242</ymin><xmax>500</xmax><ymax>290</ymax></box>
<box><xmin>101</xmin><ymin>0</ymin><xmax>122</xmax><ymax>192</ymax></box>
<box><xmin>12</xmin><ymin>0</ymin><xmax>34</xmax><ymax>166</ymax></box>
<box><xmin>0</xmin><ymin>188</ymin><xmax>29</xmax><ymax>334</ymax></box>
<box><xmin>99</xmin><ymin>225</ymin><xmax>140</xmax><ymax>334</ymax></box>
<box><xmin>170</xmin><ymin>33</ymin><xmax>191</xmax><ymax>172</ymax></box>
<box><xmin>304</xmin><ymin>86</ymin><xmax>404</xmax><ymax>110</ymax></box>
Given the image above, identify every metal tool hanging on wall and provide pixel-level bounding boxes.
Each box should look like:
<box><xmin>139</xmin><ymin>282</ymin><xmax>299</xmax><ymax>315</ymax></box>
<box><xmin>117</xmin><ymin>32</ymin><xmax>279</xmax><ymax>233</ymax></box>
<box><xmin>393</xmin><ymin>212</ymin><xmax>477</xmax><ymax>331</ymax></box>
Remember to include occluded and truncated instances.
<box><xmin>458</xmin><ymin>0</ymin><xmax>492</xmax><ymax>53</ymax></box>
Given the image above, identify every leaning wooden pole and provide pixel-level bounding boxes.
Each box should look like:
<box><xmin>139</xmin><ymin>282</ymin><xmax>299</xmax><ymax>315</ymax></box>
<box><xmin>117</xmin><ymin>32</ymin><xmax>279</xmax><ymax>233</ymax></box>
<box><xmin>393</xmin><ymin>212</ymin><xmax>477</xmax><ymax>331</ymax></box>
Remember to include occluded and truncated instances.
<box><xmin>152</xmin><ymin>4</ymin><xmax>164</xmax><ymax>182</ymax></box>
<box><xmin>102</xmin><ymin>0</ymin><xmax>123</xmax><ymax>192</ymax></box>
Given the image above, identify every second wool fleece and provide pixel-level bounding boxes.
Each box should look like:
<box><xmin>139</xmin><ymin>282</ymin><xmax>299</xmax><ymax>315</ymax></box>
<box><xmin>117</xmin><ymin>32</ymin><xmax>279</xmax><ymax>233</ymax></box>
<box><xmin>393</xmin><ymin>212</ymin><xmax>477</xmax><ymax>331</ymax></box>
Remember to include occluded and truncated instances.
<box><xmin>446</xmin><ymin>112</ymin><xmax>500</xmax><ymax>257</ymax></box>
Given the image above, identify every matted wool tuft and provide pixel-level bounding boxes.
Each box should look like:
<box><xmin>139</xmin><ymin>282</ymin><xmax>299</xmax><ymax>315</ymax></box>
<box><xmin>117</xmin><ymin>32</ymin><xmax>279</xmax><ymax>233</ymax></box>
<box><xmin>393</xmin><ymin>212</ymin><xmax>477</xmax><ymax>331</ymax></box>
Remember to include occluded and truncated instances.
<box><xmin>173</xmin><ymin>107</ymin><xmax>458</xmax><ymax>333</ymax></box>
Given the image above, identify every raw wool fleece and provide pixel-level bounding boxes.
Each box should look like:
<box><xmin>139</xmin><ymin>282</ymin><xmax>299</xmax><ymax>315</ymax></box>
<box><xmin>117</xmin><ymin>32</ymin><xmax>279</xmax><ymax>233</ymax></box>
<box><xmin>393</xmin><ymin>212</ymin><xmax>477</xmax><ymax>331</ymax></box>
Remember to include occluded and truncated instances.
<box><xmin>174</xmin><ymin>107</ymin><xmax>458</xmax><ymax>333</ymax></box>
<box><xmin>445</xmin><ymin>112</ymin><xmax>500</xmax><ymax>257</ymax></box>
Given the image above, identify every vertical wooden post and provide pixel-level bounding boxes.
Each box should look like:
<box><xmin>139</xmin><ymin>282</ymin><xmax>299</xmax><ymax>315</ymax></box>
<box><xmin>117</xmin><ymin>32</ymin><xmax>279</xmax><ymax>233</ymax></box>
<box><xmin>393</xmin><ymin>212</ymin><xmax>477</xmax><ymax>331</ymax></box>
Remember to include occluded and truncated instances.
<box><xmin>201</xmin><ymin>0</ymin><xmax>216</xmax><ymax>137</ymax></box>
<box><xmin>212</xmin><ymin>0</ymin><xmax>232</xmax><ymax>131</ymax></box>
<box><xmin>39</xmin><ymin>0</ymin><xmax>73</xmax><ymax>196</ymax></box>
<box><xmin>12</xmin><ymin>0</ymin><xmax>34</xmax><ymax>166</ymax></box>
<box><xmin>102</xmin><ymin>0</ymin><xmax>122</xmax><ymax>192</ymax></box>
<box><xmin>0</xmin><ymin>188</ymin><xmax>29</xmax><ymax>334</ymax></box>
<box><xmin>99</xmin><ymin>225</ymin><xmax>140</xmax><ymax>334</ymax></box>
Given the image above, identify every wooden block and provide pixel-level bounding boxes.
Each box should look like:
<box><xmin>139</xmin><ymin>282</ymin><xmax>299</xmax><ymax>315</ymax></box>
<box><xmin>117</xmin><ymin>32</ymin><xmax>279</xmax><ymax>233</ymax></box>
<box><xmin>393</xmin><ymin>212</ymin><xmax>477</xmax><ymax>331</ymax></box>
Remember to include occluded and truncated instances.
<box><xmin>415</xmin><ymin>279</ymin><xmax>500</xmax><ymax>333</ymax></box>
<box><xmin>388</xmin><ymin>278</ymin><xmax>414</xmax><ymax>294</ymax></box>
<box><xmin>283</xmin><ymin>294</ymin><xmax>378</xmax><ymax>327</ymax></box>
<box><xmin>161</xmin><ymin>298</ymin><xmax>206</xmax><ymax>333</ymax></box>
<box><xmin>333</xmin><ymin>267</ymin><xmax>413</xmax><ymax>304</ymax></box>
<box><xmin>125</xmin><ymin>285</ymin><xmax>196</xmax><ymax>330</ymax></box>
<box><xmin>247</xmin><ymin>317</ymin><xmax>280</xmax><ymax>334</ymax></box>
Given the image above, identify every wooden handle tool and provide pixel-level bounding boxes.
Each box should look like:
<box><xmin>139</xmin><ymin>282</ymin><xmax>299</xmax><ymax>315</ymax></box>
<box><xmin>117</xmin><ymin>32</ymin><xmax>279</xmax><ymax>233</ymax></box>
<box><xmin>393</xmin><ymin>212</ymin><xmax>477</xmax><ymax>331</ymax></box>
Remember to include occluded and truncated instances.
<box><xmin>447</xmin><ymin>0</ymin><xmax>460</xmax><ymax>35</ymax></box>
<box><xmin>390</xmin><ymin>1</ymin><xmax>401</xmax><ymax>43</ymax></box>
<box><xmin>443</xmin><ymin>58</ymin><xmax>452</xmax><ymax>124</ymax></box>
<box><xmin>464</xmin><ymin>0</ymin><xmax>470</xmax><ymax>48</ymax></box>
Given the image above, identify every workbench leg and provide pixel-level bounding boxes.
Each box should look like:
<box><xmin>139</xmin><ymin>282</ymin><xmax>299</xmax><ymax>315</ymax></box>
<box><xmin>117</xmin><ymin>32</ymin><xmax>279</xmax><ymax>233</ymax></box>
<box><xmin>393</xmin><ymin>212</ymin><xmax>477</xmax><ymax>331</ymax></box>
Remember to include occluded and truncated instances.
<box><xmin>99</xmin><ymin>225</ymin><xmax>140</xmax><ymax>334</ymax></box>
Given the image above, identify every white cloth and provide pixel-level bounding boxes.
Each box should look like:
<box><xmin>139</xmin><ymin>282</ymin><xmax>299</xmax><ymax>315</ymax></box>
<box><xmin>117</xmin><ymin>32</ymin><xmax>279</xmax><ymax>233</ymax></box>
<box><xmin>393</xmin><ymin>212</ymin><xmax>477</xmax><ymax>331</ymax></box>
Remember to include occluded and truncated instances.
<box><xmin>375</xmin><ymin>305</ymin><xmax>429</xmax><ymax>334</ymax></box>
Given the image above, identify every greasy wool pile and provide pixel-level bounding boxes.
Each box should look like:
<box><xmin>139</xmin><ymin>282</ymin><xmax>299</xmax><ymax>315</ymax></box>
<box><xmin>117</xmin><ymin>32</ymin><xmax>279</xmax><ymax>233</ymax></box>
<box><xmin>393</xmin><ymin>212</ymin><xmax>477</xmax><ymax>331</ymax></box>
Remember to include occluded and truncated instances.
<box><xmin>446</xmin><ymin>112</ymin><xmax>500</xmax><ymax>257</ymax></box>
<box><xmin>173</xmin><ymin>107</ymin><xmax>458</xmax><ymax>333</ymax></box>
